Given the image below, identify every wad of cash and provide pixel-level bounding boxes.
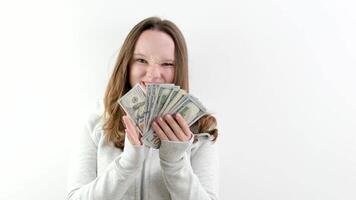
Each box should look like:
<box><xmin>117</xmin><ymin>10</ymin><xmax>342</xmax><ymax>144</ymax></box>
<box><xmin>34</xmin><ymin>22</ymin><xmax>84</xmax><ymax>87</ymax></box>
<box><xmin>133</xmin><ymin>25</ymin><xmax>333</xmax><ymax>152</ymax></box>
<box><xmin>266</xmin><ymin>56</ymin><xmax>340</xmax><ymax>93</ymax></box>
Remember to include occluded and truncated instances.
<box><xmin>118</xmin><ymin>83</ymin><xmax>207</xmax><ymax>148</ymax></box>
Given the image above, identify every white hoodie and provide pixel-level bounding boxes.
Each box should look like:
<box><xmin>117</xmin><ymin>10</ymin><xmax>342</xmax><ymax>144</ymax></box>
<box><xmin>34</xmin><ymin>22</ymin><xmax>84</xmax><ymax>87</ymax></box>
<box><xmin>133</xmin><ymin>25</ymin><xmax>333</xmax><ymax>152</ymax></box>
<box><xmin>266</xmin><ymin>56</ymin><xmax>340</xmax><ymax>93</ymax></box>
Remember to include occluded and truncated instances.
<box><xmin>66</xmin><ymin>100</ymin><xmax>219</xmax><ymax>200</ymax></box>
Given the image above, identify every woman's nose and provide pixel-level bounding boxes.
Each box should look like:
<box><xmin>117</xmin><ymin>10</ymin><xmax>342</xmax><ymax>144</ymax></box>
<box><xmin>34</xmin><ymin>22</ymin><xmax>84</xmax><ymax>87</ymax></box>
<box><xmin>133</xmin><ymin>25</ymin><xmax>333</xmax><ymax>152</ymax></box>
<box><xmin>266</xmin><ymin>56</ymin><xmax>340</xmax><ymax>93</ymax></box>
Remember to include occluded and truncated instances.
<box><xmin>146</xmin><ymin>63</ymin><xmax>161</xmax><ymax>80</ymax></box>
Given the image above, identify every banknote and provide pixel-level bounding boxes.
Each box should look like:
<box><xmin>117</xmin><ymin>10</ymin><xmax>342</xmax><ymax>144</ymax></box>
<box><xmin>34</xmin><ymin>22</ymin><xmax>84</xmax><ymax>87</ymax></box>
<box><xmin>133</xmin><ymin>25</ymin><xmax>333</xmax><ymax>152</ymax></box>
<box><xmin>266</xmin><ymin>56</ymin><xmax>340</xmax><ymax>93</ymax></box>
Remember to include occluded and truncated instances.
<box><xmin>118</xmin><ymin>83</ymin><xmax>207</xmax><ymax>148</ymax></box>
<box><xmin>118</xmin><ymin>83</ymin><xmax>146</xmax><ymax>134</ymax></box>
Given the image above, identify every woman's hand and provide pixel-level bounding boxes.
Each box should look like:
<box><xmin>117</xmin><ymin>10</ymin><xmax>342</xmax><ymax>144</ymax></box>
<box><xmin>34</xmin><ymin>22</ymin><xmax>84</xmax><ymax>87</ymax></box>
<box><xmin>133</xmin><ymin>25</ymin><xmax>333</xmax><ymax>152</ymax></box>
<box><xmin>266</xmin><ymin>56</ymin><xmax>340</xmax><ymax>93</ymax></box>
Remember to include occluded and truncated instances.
<box><xmin>152</xmin><ymin>113</ymin><xmax>193</xmax><ymax>142</ymax></box>
<box><xmin>122</xmin><ymin>115</ymin><xmax>143</xmax><ymax>146</ymax></box>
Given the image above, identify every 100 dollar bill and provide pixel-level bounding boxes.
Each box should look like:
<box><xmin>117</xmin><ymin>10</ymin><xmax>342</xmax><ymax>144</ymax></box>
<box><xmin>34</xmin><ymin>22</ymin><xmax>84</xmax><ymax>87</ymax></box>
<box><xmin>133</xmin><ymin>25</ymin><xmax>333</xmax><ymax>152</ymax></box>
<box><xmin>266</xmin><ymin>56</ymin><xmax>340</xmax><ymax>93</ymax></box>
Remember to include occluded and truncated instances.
<box><xmin>118</xmin><ymin>83</ymin><xmax>207</xmax><ymax>148</ymax></box>
<box><xmin>118</xmin><ymin>83</ymin><xmax>146</xmax><ymax>134</ymax></box>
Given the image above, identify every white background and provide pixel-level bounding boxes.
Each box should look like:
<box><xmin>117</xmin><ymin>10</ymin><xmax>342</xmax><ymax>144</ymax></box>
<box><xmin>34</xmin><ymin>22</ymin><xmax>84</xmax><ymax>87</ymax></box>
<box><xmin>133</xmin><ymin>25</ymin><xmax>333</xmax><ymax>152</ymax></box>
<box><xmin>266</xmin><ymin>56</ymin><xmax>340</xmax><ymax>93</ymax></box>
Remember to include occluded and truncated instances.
<box><xmin>0</xmin><ymin>0</ymin><xmax>355</xmax><ymax>199</ymax></box>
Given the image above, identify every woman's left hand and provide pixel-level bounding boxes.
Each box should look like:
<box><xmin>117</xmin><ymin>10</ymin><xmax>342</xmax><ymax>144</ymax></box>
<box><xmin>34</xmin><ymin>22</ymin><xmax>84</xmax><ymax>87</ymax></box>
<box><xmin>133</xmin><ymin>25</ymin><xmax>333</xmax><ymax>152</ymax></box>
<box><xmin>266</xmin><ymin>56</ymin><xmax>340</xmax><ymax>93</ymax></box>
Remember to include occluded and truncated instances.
<box><xmin>152</xmin><ymin>113</ymin><xmax>192</xmax><ymax>142</ymax></box>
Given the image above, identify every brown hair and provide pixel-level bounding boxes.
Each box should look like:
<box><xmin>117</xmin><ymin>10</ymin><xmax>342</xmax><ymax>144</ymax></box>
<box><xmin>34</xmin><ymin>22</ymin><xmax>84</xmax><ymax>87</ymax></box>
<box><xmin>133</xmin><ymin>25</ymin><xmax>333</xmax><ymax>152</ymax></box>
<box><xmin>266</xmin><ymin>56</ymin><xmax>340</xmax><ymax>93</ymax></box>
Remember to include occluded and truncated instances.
<box><xmin>102</xmin><ymin>16</ymin><xmax>218</xmax><ymax>149</ymax></box>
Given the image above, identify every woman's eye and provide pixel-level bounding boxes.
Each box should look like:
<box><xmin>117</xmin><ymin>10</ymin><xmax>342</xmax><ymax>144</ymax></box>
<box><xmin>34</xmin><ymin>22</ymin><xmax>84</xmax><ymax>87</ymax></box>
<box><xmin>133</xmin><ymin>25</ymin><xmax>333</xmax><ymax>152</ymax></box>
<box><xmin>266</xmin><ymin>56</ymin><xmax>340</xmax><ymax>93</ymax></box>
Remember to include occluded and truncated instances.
<box><xmin>136</xmin><ymin>58</ymin><xmax>147</xmax><ymax>64</ymax></box>
<box><xmin>162</xmin><ymin>63</ymin><xmax>175</xmax><ymax>67</ymax></box>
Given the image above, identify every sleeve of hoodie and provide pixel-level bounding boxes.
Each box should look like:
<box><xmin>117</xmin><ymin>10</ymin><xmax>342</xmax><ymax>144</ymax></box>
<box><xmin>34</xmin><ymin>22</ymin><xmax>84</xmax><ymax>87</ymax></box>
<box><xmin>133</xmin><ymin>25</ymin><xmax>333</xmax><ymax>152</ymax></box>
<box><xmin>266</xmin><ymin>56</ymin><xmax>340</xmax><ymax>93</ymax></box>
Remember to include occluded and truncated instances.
<box><xmin>159</xmin><ymin>133</ymin><xmax>219</xmax><ymax>200</ymax></box>
<box><xmin>65</xmin><ymin>101</ymin><xmax>145</xmax><ymax>200</ymax></box>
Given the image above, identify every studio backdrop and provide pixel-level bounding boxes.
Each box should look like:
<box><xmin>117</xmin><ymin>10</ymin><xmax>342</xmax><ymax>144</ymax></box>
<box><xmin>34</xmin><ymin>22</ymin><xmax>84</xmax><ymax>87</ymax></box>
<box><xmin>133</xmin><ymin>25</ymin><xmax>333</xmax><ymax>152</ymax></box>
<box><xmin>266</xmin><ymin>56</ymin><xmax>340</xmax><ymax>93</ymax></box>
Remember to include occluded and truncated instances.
<box><xmin>0</xmin><ymin>0</ymin><xmax>355</xmax><ymax>199</ymax></box>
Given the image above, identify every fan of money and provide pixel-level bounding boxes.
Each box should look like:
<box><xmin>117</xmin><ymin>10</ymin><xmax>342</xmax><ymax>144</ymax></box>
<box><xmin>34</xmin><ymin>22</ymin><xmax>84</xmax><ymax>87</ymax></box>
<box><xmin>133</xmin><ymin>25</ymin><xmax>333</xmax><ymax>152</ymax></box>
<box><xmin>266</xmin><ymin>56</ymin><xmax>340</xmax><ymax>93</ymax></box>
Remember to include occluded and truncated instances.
<box><xmin>118</xmin><ymin>83</ymin><xmax>207</xmax><ymax>148</ymax></box>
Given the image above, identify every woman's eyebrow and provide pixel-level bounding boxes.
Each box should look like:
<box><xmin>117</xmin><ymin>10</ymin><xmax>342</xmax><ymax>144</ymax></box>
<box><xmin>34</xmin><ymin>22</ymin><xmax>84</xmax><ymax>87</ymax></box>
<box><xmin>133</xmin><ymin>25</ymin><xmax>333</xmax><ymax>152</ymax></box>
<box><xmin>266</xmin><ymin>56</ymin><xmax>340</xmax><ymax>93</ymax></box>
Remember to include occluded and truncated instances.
<box><xmin>133</xmin><ymin>53</ymin><xmax>174</xmax><ymax>62</ymax></box>
<box><xmin>133</xmin><ymin>53</ymin><xmax>147</xmax><ymax>57</ymax></box>
<box><xmin>161</xmin><ymin>59</ymin><xmax>175</xmax><ymax>63</ymax></box>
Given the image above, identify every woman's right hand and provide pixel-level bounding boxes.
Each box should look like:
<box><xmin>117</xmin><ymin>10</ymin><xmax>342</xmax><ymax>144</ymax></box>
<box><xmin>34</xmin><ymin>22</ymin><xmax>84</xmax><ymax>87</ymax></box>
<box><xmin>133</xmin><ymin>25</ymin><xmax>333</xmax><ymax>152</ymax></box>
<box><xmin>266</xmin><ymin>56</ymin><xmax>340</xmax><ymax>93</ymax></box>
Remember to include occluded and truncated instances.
<box><xmin>122</xmin><ymin>115</ymin><xmax>143</xmax><ymax>146</ymax></box>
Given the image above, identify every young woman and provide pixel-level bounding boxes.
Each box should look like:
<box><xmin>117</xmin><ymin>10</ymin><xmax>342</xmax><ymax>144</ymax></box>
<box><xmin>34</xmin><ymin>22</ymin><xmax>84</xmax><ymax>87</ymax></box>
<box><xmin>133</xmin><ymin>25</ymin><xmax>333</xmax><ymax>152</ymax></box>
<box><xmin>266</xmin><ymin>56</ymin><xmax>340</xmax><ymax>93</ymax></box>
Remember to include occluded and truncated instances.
<box><xmin>66</xmin><ymin>16</ymin><xmax>219</xmax><ymax>200</ymax></box>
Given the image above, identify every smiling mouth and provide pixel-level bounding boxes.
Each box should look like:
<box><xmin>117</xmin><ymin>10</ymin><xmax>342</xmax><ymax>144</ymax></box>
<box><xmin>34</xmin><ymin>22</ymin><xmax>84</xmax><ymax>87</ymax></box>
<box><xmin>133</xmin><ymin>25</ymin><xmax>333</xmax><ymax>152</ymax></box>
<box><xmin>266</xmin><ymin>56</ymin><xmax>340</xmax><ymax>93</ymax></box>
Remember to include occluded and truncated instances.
<box><xmin>139</xmin><ymin>81</ymin><xmax>146</xmax><ymax>91</ymax></box>
<box><xmin>140</xmin><ymin>81</ymin><xmax>165</xmax><ymax>91</ymax></box>
<box><xmin>141</xmin><ymin>81</ymin><xmax>163</xmax><ymax>86</ymax></box>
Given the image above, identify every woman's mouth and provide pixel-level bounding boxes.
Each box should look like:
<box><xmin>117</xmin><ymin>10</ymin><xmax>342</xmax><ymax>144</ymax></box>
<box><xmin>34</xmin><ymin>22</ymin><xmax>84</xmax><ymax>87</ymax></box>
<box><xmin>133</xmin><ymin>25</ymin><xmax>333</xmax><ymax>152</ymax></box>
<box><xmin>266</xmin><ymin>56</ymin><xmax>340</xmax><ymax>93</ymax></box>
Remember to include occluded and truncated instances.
<box><xmin>140</xmin><ymin>81</ymin><xmax>164</xmax><ymax>92</ymax></box>
<box><xmin>140</xmin><ymin>81</ymin><xmax>147</xmax><ymax>92</ymax></box>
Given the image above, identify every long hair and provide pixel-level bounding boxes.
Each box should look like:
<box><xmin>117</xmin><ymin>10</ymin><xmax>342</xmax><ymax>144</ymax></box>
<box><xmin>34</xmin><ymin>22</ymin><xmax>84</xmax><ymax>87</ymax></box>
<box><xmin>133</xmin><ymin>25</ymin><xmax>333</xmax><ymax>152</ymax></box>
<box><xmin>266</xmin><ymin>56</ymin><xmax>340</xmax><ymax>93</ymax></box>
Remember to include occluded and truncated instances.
<box><xmin>102</xmin><ymin>17</ymin><xmax>218</xmax><ymax>149</ymax></box>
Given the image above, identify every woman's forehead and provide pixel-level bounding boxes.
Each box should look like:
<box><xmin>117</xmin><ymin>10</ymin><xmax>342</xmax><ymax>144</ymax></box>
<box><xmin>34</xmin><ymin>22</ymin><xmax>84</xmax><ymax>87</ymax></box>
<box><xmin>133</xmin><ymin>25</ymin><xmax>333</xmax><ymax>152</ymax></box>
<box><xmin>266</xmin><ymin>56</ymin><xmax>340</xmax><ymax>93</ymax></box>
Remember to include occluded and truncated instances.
<box><xmin>133</xmin><ymin>30</ymin><xmax>175</xmax><ymax>60</ymax></box>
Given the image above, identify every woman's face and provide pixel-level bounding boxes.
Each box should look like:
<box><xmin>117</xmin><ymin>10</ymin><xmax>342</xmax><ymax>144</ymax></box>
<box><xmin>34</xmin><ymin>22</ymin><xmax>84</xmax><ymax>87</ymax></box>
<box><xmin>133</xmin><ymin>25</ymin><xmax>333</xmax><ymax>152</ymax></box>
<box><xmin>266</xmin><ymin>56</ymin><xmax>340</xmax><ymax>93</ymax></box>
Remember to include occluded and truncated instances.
<box><xmin>129</xmin><ymin>30</ymin><xmax>176</xmax><ymax>91</ymax></box>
